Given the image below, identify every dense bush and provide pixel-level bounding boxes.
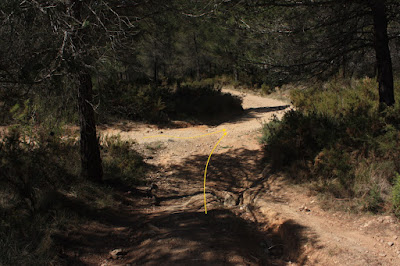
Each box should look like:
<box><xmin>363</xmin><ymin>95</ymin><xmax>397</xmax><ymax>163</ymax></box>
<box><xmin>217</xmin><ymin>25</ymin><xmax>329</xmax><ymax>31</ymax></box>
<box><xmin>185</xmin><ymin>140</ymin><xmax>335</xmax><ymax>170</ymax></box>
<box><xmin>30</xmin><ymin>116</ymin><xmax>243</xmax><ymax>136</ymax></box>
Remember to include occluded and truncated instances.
<box><xmin>99</xmin><ymin>81</ymin><xmax>170</xmax><ymax>123</ymax></box>
<box><xmin>169</xmin><ymin>84</ymin><xmax>243</xmax><ymax>124</ymax></box>
<box><xmin>261</xmin><ymin>111</ymin><xmax>339</xmax><ymax>169</ymax></box>
<box><xmin>262</xmin><ymin>78</ymin><xmax>400</xmax><ymax>214</ymax></box>
<box><xmin>99</xmin><ymin>80</ymin><xmax>243</xmax><ymax>125</ymax></box>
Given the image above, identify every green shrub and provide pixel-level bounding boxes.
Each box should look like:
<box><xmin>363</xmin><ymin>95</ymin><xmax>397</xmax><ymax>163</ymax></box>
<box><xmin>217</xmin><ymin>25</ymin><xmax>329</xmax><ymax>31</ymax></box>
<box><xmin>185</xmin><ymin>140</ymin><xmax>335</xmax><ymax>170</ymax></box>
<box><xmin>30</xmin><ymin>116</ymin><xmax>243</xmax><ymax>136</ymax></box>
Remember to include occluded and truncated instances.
<box><xmin>262</xmin><ymin>77</ymin><xmax>400</xmax><ymax>214</ymax></box>
<box><xmin>170</xmin><ymin>84</ymin><xmax>243</xmax><ymax>124</ymax></box>
<box><xmin>363</xmin><ymin>185</ymin><xmax>384</xmax><ymax>213</ymax></box>
<box><xmin>392</xmin><ymin>173</ymin><xmax>400</xmax><ymax>217</ymax></box>
<box><xmin>182</xmin><ymin>78</ymin><xmax>216</xmax><ymax>88</ymax></box>
<box><xmin>312</xmin><ymin>147</ymin><xmax>354</xmax><ymax>198</ymax></box>
<box><xmin>262</xmin><ymin>110</ymin><xmax>339</xmax><ymax>170</ymax></box>
<box><xmin>261</xmin><ymin>83</ymin><xmax>275</xmax><ymax>95</ymax></box>
<box><xmin>99</xmin><ymin>80</ymin><xmax>243</xmax><ymax>125</ymax></box>
<box><xmin>100</xmin><ymin>82</ymin><xmax>170</xmax><ymax>123</ymax></box>
<box><xmin>101</xmin><ymin>135</ymin><xmax>146</xmax><ymax>186</ymax></box>
<box><xmin>290</xmin><ymin>78</ymin><xmax>379</xmax><ymax>118</ymax></box>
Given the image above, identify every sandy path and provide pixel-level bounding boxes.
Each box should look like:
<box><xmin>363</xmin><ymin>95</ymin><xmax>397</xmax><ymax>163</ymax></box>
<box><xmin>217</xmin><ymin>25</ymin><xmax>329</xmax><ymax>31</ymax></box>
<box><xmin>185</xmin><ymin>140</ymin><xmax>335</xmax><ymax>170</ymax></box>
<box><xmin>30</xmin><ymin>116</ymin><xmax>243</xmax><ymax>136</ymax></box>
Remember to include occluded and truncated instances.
<box><xmin>93</xmin><ymin>88</ymin><xmax>400</xmax><ymax>265</ymax></box>
<box><xmin>100</xmin><ymin>88</ymin><xmax>289</xmax><ymax>144</ymax></box>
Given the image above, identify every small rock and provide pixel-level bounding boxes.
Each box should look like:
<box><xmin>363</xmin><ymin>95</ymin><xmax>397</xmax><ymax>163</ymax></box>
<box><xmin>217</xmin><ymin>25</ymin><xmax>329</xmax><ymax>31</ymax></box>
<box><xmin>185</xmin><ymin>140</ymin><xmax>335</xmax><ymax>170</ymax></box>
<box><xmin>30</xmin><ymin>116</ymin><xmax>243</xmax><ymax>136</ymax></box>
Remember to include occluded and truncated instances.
<box><xmin>384</xmin><ymin>216</ymin><xmax>394</xmax><ymax>223</ymax></box>
<box><xmin>242</xmin><ymin>190</ymin><xmax>253</xmax><ymax>205</ymax></box>
<box><xmin>224</xmin><ymin>192</ymin><xmax>238</xmax><ymax>207</ymax></box>
<box><xmin>240</xmin><ymin>204</ymin><xmax>250</xmax><ymax>212</ymax></box>
<box><xmin>394</xmin><ymin>236</ymin><xmax>398</xmax><ymax>240</ymax></box>
<box><xmin>379</xmin><ymin>253</ymin><xmax>386</xmax><ymax>257</ymax></box>
<box><xmin>109</xmin><ymin>249</ymin><xmax>127</xmax><ymax>259</ymax></box>
<box><xmin>363</xmin><ymin>221</ymin><xmax>373</xmax><ymax>228</ymax></box>
<box><xmin>150</xmin><ymin>183</ymin><xmax>158</xmax><ymax>191</ymax></box>
<box><xmin>299</xmin><ymin>205</ymin><xmax>310</xmax><ymax>212</ymax></box>
<box><xmin>388</xmin><ymin>242</ymin><xmax>394</xmax><ymax>247</ymax></box>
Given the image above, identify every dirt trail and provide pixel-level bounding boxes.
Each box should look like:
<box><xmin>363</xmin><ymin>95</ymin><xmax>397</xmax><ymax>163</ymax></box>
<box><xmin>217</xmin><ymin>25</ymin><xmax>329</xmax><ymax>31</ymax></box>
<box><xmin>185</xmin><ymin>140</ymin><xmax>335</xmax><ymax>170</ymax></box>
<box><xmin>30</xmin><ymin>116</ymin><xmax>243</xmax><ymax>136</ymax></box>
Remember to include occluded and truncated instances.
<box><xmin>87</xmin><ymin>88</ymin><xmax>400</xmax><ymax>265</ymax></box>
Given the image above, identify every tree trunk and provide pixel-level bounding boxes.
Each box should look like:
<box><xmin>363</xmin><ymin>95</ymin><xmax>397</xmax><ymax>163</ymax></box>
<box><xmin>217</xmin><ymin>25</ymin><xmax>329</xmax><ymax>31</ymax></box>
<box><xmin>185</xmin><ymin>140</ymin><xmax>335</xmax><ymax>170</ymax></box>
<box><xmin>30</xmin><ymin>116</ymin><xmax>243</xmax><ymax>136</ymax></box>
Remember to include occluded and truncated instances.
<box><xmin>233</xmin><ymin>65</ymin><xmax>239</xmax><ymax>82</ymax></box>
<box><xmin>342</xmin><ymin>54</ymin><xmax>347</xmax><ymax>79</ymax></box>
<box><xmin>153</xmin><ymin>56</ymin><xmax>158</xmax><ymax>84</ymax></box>
<box><xmin>193</xmin><ymin>33</ymin><xmax>201</xmax><ymax>81</ymax></box>
<box><xmin>370</xmin><ymin>0</ymin><xmax>395</xmax><ymax>106</ymax></box>
<box><xmin>70</xmin><ymin>0</ymin><xmax>103</xmax><ymax>182</ymax></box>
<box><xmin>78</xmin><ymin>70</ymin><xmax>103</xmax><ymax>182</ymax></box>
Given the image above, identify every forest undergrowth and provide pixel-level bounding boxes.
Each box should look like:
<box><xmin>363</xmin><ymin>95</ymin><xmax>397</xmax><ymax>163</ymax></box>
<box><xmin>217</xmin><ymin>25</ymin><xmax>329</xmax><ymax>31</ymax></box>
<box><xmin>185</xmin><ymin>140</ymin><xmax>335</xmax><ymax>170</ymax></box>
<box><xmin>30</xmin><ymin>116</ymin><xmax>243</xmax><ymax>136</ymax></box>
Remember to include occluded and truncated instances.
<box><xmin>0</xmin><ymin>125</ymin><xmax>146</xmax><ymax>265</ymax></box>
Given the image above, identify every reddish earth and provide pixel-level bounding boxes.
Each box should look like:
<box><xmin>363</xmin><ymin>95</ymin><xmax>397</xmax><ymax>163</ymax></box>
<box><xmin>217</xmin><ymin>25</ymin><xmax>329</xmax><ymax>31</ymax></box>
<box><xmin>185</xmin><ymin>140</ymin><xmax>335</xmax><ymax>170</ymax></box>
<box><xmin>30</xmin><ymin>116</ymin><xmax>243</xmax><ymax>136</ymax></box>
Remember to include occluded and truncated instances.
<box><xmin>62</xmin><ymin>89</ymin><xmax>400</xmax><ymax>265</ymax></box>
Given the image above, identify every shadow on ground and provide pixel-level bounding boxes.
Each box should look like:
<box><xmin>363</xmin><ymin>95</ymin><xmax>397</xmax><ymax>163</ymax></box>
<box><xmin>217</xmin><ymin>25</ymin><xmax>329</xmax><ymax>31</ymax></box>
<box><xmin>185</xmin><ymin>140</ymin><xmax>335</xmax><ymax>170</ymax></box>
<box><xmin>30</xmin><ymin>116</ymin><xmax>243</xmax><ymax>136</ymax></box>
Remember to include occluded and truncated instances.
<box><xmin>124</xmin><ymin>209</ymin><xmax>307</xmax><ymax>265</ymax></box>
<box><xmin>97</xmin><ymin>104</ymin><xmax>290</xmax><ymax>131</ymax></box>
<box><xmin>161</xmin><ymin>148</ymin><xmax>266</xmax><ymax>195</ymax></box>
<box><xmin>136</xmin><ymin>147</ymin><xmax>309</xmax><ymax>264</ymax></box>
<box><xmin>51</xmin><ymin>192</ymin><xmax>147</xmax><ymax>265</ymax></box>
<box><xmin>56</xmin><ymin>147</ymin><xmax>307</xmax><ymax>265</ymax></box>
<box><xmin>225</xmin><ymin>105</ymin><xmax>291</xmax><ymax>125</ymax></box>
<box><xmin>170</xmin><ymin>104</ymin><xmax>290</xmax><ymax>126</ymax></box>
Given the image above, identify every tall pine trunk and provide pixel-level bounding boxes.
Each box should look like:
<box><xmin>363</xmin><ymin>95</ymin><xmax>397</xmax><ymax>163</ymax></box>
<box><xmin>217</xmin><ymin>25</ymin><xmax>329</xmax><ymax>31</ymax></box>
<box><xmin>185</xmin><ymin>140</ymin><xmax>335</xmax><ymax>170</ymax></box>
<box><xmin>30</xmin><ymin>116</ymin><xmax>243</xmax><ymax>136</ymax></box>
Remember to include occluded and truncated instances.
<box><xmin>370</xmin><ymin>0</ymin><xmax>395</xmax><ymax>106</ymax></box>
<box><xmin>77</xmin><ymin>71</ymin><xmax>103</xmax><ymax>182</ymax></box>
<box><xmin>71</xmin><ymin>0</ymin><xmax>103</xmax><ymax>182</ymax></box>
<box><xmin>153</xmin><ymin>55</ymin><xmax>158</xmax><ymax>84</ymax></box>
<box><xmin>193</xmin><ymin>33</ymin><xmax>201</xmax><ymax>81</ymax></box>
